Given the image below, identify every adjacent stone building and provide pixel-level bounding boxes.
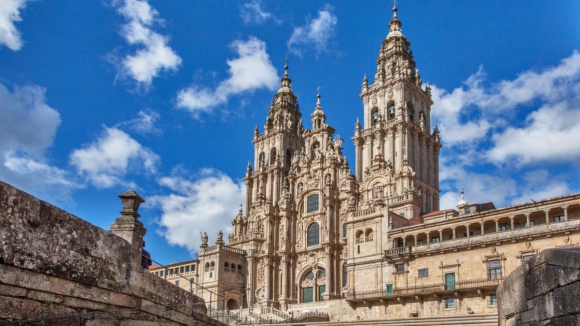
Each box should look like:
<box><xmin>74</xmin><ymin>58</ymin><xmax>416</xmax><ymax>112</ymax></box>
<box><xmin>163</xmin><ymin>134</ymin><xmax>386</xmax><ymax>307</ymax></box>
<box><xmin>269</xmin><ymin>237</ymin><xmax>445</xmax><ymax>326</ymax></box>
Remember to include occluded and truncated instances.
<box><xmin>155</xmin><ymin>4</ymin><xmax>580</xmax><ymax>323</ymax></box>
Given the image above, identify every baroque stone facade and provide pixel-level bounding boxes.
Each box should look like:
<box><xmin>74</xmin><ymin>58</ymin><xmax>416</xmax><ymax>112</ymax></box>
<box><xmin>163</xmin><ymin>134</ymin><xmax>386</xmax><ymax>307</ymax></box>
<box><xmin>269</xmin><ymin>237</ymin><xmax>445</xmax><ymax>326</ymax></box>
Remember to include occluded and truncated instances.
<box><xmin>186</xmin><ymin>5</ymin><xmax>580</xmax><ymax>323</ymax></box>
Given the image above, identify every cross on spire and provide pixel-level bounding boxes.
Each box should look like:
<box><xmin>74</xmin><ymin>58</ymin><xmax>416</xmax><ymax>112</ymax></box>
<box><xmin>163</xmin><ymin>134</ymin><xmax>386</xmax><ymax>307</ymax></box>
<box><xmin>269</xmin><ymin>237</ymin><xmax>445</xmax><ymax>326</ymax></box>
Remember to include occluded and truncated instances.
<box><xmin>284</xmin><ymin>53</ymin><xmax>289</xmax><ymax>65</ymax></box>
<box><xmin>316</xmin><ymin>86</ymin><xmax>321</xmax><ymax>95</ymax></box>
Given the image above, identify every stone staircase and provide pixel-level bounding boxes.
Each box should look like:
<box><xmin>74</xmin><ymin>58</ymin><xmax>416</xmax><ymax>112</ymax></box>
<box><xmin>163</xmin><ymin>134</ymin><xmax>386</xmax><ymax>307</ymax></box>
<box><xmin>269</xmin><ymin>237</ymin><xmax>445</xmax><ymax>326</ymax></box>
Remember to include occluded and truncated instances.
<box><xmin>259</xmin><ymin>313</ymin><xmax>498</xmax><ymax>325</ymax></box>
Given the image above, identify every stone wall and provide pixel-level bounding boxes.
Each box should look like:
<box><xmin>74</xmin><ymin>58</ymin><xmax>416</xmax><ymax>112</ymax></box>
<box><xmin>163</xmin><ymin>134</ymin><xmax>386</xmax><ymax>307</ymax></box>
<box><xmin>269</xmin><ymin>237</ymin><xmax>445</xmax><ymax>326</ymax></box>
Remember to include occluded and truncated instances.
<box><xmin>497</xmin><ymin>247</ymin><xmax>580</xmax><ymax>325</ymax></box>
<box><xmin>0</xmin><ymin>181</ymin><xmax>224</xmax><ymax>325</ymax></box>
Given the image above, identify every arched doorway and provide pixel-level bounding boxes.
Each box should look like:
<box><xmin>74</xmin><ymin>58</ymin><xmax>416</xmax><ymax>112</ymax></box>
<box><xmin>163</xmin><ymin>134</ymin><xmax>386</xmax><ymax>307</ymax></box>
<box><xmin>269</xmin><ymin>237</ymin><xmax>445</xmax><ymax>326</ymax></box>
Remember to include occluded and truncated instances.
<box><xmin>226</xmin><ymin>298</ymin><xmax>238</xmax><ymax>310</ymax></box>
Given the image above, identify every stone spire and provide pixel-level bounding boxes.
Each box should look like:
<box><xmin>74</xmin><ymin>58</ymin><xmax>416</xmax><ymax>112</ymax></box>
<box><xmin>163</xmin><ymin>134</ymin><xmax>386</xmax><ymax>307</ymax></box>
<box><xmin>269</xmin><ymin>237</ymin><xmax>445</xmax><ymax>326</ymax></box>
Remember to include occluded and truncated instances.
<box><xmin>311</xmin><ymin>92</ymin><xmax>326</xmax><ymax>130</ymax></box>
<box><xmin>277</xmin><ymin>59</ymin><xmax>293</xmax><ymax>95</ymax></box>
<box><xmin>387</xmin><ymin>2</ymin><xmax>403</xmax><ymax>39</ymax></box>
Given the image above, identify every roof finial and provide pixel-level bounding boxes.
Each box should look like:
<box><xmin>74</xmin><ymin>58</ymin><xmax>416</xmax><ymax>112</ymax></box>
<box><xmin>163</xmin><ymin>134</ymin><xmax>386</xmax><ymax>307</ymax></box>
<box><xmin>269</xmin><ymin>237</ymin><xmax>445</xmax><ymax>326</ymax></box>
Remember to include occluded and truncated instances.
<box><xmin>392</xmin><ymin>0</ymin><xmax>398</xmax><ymax>17</ymax></box>
<box><xmin>284</xmin><ymin>53</ymin><xmax>289</xmax><ymax>75</ymax></box>
<box><xmin>316</xmin><ymin>86</ymin><xmax>321</xmax><ymax>105</ymax></box>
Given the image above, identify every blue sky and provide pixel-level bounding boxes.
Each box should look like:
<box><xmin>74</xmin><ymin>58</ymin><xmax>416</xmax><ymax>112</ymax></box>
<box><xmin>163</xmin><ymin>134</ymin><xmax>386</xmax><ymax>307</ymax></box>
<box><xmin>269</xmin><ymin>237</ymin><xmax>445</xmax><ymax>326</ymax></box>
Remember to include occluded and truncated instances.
<box><xmin>1</xmin><ymin>0</ymin><xmax>579</xmax><ymax>264</ymax></box>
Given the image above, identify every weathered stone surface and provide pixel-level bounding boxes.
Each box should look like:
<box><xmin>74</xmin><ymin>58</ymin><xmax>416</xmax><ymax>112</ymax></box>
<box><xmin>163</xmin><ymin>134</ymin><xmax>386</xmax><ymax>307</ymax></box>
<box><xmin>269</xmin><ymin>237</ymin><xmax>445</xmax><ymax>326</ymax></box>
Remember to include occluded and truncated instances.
<box><xmin>0</xmin><ymin>181</ymin><xmax>224</xmax><ymax>325</ymax></box>
<box><xmin>498</xmin><ymin>247</ymin><xmax>580</xmax><ymax>326</ymax></box>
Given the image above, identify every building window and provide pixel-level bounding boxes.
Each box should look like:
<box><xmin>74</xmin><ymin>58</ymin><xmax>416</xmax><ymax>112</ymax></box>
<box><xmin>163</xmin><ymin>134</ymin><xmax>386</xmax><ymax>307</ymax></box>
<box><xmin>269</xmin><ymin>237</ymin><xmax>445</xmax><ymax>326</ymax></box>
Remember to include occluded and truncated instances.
<box><xmin>342</xmin><ymin>223</ymin><xmax>347</xmax><ymax>237</ymax></box>
<box><xmin>175</xmin><ymin>280</ymin><xmax>179</xmax><ymax>286</ymax></box>
<box><xmin>418</xmin><ymin>268</ymin><xmax>428</xmax><ymax>278</ymax></box>
<box><xmin>224</xmin><ymin>262</ymin><xmax>229</xmax><ymax>272</ymax></box>
<box><xmin>522</xmin><ymin>255</ymin><xmax>533</xmax><ymax>262</ymax></box>
<box><xmin>159</xmin><ymin>270</ymin><xmax>164</xmax><ymax>277</ymax></box>
<box><xmin>490</xmin><ymin>293</ymin><xmax>498</xmax><ymax>306</ymax></box>
<box><xmin>553</xmin><ymin>215</ymin><xmax>564</xmax><ymax>222</ymax></box>
<box><xmin>524</xmin><ymin>220</ymin><xmax>535</xmax><ymax>227</ymax></box>
<box><xmin>444</xmin><ymin>297</ymin><xmax>455</xmax><ymax>308</ymax></box>
<box><xmin>489</xmin><ymin>260</ymin><xmax>502</xmax><ymax>279</ymax></box>
<box><xmin>204</xmin><ymin>263</ymin><xmax>209</xmax><ymax>273</ymax></box>
<box><xmin>191</xmin><ymin>264</ymin><xmax>196</xmax><ymax>272</ymax></box>
<box><xmin>180</xmin><ymin>266</ymin><xmax>184</xmax><ymax>273</ymax></box>
<box><xmin>417</xmin><ymin>239</ymin><xmax>423</xmax><ymax>245</ymax></box>
<box><xmin>307</xmin><ymin>223</ymin><xmax>320</xmax><ymax>247</ymax></box>
<box><xmin>307</xmin><ymin>194</ymin><xmax>319</xmax><ymax>213</ymax></box>
<box><xmin>342</xmin><ymin>265</ymin><xmax>347</xmax><ymax>287</ymax></box>
<box><xmin>408</xmin><ymin>107</ymin><xmax>414</xmax><ymax>121</ymax></box>
<box><xmin>386</xmin><ymin>284</ymin><xmax>393</xmax><ymax>296</ymax></box>
<box><xmin>463</xmin><ymin>232</ymin><xmax>474</xmax><ymax>237</ymax></box>
<box><xmin>465</xmin><ymin>207</ymin><xmax>471</xmax><ymax>214</ymax></box>
<box><xmin>499</xmin><ymin>224</ymin><xmax>507</xmax><ymax>231</ymax></box>
<box><xmin>170</xmin><ymin>269</ymin><xmax>174</xmax><ymax>275</ymax></box>
<box><xmin>303</xmin><ymin>287</ymin><xmax>314</xmax><ymax>303</ymax></box>
<box><xmin>238</xmin><ymin>264</ymin><xmax>243</xmax><ymax>274</ymax></box>
<box><xmin>388</xmin><ymin>104</ymin><xmax>396</xmax><ymax>120</ymax></box>
<box><xmin>209</xmin><ymin>272</ymin><xmax>213</xmax><ymax>278</ymax></box>
<box><xmin>185</xmin><ymin>265</ymin><xmax>190</xmax><ymax>273</ymax></box>
<box><xmin>371</xmin><ymin>107</ymin><xmax>379</xmax><ymax>126</ymax></box>
<box><xmin>431</xmin><ymin>236</ymin><xmax>440</xmax><ymax>243</ymax></box>
<box><xmin>395</xmin><ymin>264</ymin><xmax>405</xmax><ymax>273</ymax></box>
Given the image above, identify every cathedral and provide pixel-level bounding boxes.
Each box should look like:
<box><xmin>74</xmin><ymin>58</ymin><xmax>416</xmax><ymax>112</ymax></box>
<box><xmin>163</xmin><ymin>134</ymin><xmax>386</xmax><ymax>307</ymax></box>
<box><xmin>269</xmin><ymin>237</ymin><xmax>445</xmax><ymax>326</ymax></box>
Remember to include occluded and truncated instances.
<box><xmin>151</xmin><ymin>4</ymin><xmax>580</xmax><ymax>323</ymax></box>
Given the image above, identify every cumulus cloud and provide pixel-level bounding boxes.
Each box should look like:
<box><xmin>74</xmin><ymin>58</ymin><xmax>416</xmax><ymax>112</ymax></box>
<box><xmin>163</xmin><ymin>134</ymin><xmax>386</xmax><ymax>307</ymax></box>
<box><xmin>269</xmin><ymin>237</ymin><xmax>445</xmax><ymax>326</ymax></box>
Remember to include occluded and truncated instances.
<box><xmin>240</xmin><ymin>0</ymin><xmax>279</xmax><ymax>25</ymax></box>
<box><xmin>116</xmin><ymin>109</ymin><xmax>161</xmax><ymax>135</ymax></box>
<box><xmin>112</xmin><ymin>0</ymin><xmax>182</xmax><ymax>87</ymax></box>
<box><xmin>151</xmin><ymin>169</ymin><xmax>246</xmax><ymax>254</ymax></box>
<box><xmin>176</xmin><ymin>36</ymin><xmax>279</xmax><ymax>117</ymax></box>
<box><xmin>431</xmin><ymin>51</ymin><xmax>580</xmax><ymax>146</ymax></box>
<box><xmin>0</xmin><ymin>0</ymin><xmax>33</xmax><ymax>51</ymax></box>
<box><xmin>433</xmin><ymin>51</ymin><xmax>580</xmax><ymax>209</ymax></box>
<box><xmin>287</xmin><ymin>4</ymin><xmax>337</xmax><ymax>57</ymax></box>
<box><xmin>0</xmin><ymin>82</ymin><xmax>79</xmax><ymax>200</ymax></box>
<box><xmin>70</xmin><ymin>127</ymin><xmax>159</xmax><ymax>188</ymax></box>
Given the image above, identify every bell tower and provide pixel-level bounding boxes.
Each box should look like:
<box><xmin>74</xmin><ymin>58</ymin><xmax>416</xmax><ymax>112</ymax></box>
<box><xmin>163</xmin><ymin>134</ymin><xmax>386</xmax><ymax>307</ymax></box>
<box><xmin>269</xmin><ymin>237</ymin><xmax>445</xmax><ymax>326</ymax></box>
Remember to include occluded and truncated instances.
<box><xmin>353</xmin><ymin>4</ymin><xmax>442</xmax><ymax>216</ymax></box>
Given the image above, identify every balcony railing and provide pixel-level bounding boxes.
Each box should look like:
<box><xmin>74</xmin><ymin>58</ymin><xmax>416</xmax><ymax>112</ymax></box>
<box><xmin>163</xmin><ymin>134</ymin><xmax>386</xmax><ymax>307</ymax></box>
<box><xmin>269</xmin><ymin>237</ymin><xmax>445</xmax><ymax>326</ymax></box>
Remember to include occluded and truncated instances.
<box><xmin>408</xmin><ymin>220</ymin><xmax>579</xmax><ymax>255</ymax></box>
<box><xmin>346</xmin><ymin>278</ymin><xmax>502</xmax><ymax>301</ymax></box>
<box><xmin>384</xmin><ymin>246</ymin><xmax>412</xmax><ymax>257</ymax></box>
<box><xmin>354</xmin><ymin>208</ymin><xmax>376</xmax><ymax>218</ymax></box>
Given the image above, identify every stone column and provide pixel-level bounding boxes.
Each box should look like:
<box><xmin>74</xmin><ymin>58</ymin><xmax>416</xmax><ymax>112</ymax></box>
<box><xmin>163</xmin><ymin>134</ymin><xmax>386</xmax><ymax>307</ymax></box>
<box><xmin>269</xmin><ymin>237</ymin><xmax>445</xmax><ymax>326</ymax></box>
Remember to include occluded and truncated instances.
<box><xmin>265</xmin><ymin>258</ymin><xmax>272</xmax><ymax>301</ymax></box>
<box><xmin>526</xmin><ymin>213</ymin><xmax>531</xmax><ymax>228</ymax></box>
<box><xmin>466</xmin><ymin>225</ymin><xmax>470</xmax><ymax>238</ymax></box>
<box><xmin>110</xmin><ymin>190</ymin><xmax>146</xmax><ymax>271</ymax></box>
<box><xmin>325</xmin><ymin>249</ymin><xmax>333</xmax><ymax>296</ymax></box>
<box><xmin>510</xmin><ymin>216</ymin><xmax>515</xmax><ymax>230</ymax></box>
<box><xmin>481</xmin><ymin>224</ymin><xmax>485</xmax><ymax>235</ymax></box>
<box><xmin>281</xmin><ymin>257</ymin><xmax>288</xmax><ymax>299</ymax></box>
<box><xmin>452</xmin><ymin>228</ymin><xmax>456</xmax><ymax>239</ymax></box>
<box><xmin>564</xmin><ymin>207</ymin><xmax>569</xmax><ymax>221</ymax></box>
<box><xmin>545</xmin><ymin>210</ymin><xmax>550</xmax><ymax>225</ymax></box>
<box><xmin>495</xmin><ymin>220</ymin><xmax>499</xmax><ymax>232</ymax></box>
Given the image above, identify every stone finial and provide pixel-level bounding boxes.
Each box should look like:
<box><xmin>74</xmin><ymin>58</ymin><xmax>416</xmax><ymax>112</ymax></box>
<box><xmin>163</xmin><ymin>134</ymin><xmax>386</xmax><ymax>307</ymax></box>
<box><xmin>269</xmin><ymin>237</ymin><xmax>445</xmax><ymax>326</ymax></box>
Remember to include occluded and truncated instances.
<box><xmin>216</xmin><ymin>230</ymin><xmax>224</xmax><ymax>245</ymax></box>
<box><xmin>118</xmin><ymin>189</ymin><xmax>145</xmax><ymax>219</ymax></box>
<box><xmin>201</xmin><ymin>232</ymin><xmax>209</xmax><ymax>249</ymax></box>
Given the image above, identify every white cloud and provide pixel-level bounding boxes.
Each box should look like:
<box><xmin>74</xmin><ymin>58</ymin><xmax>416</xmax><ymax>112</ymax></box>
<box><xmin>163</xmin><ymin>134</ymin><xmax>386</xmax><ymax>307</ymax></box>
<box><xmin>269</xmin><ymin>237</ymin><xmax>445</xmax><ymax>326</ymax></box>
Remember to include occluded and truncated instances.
<box><xmin>70</xmin><ymin>127</ymin><xmax>159</xmax><ymax>188</ymax></box>
<box><xmin>240</xmin><ymin>0</ymin><xmax>279</xmax><ymax>25</ymax></box>
<box><xmin>431</xmin><ymin>51</ymin><xmax>580</xmax><ymax>147</ymax></box>
<box><xmin>113</xmin><ymin>0</ymin><xmax>182</xmax><ymax>87</ymax></box>
<box><xmin>0</xmin><ymin>82</ymin><xmax>79</xmax><ymax>200</ymax></box>
<box><xmin>0</xmin><ymin>83</ymin><xmax>60</xmax><ymax>156</ymax></box>
<box><xmin>151</xmin><ymin>169</ymin><xmax>246</xmax><ymax>254</ymax></box>
<box><xmin>116</xmin><ymin>109</ymin><xmax>161</xmax><ymax>135</ymax></box>
<box><xmin>0</xmin><ymin>0</ymin><xmax>33</xmax><ymax>51</ymax></box>
<box><xmin>287</xmin><ymin>4</ymin><xmax>337</xmax><ymax>57</ymax></box>
<box><xmin>488</xmin><ymin>101</ymin><xmax>580</xmax><ymax>164</ymax></box>
<box><xmin>177</xmin><ymin>37</ymin><xmax>279</xmax><ymax>117</ymax></box>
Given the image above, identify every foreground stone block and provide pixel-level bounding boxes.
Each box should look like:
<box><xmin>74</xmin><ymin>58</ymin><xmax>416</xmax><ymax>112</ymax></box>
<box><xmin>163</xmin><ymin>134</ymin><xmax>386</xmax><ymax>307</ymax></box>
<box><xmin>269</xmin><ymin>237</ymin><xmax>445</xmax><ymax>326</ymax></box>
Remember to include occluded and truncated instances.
<box><xmin>497</xmin><ymin>247</ymin><xmax>580</xmax><ymax>326</ymax></box>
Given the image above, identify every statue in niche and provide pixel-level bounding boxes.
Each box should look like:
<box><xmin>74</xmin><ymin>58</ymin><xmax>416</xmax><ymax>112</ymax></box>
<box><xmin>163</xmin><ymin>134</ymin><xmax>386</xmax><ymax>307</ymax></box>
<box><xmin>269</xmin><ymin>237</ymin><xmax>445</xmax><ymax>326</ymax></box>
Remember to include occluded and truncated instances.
<box><xmin>373</xmin><ymin>183</ymin><xmax>383</xmax><ymax>199</ymax></box>
<box><xmin>297</xmin><ymin>183</ymin><xmax>303</xmax><ymax>195</ymax></box>
<box><xmin>348</xmin><ymin>195</ymin><xmax>356</xmax><ymax>208</ymax></box>
<box><xmin>201</xmin><ymin>232</ymin><xmax>208</xmax><ymax>246</ymax></box>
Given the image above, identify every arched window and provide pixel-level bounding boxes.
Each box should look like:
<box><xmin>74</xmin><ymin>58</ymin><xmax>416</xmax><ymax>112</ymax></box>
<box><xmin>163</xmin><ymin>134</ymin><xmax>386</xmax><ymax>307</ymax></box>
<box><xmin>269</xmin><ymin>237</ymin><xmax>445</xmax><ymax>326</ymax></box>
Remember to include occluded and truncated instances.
<box><xmin>371</xmin><ymin>107</ymin><xmax>379</xmax><ymax>126</ymax></box>
<box><xmin>224</xmin><ymin>262</ymin><xmax>229</xmax><ymax>272</ymax></box>
<box><xmin>365</xmin><ymin>229</ymin><xmax>374</xmax><ymax>241</ymax></box>
<box><xmin>305</xmin><ymin>271</ymin><xmax>315</xmax><ymax>280</ymax></box>
<box><xmin>286</xmin><ymin>149</ymin><xmax>292</xmax><ymax>167</ymax></box>
<box><xmin>387</xmin><ymin>101</ymin><xmax>396</xmax><ymax>120</ymax></box>
<box><xmin>342</xmin><ymin>265</ymin><xmax>347</xmax><ymax>287</ymax></box>
<box><xmin>237</xmin><ymin>264</ymin><xmax>242</xmax><ymax>274</ymax></box>
<box><xmin>407</xmin><ymin>102</ymin><xmax>415</xmax><ymax>122</ymax></box>
<box><xmin>307</xmin><ymin>194</ymin><xmax>319</xmax><ymax>213</ymax></box>
<box><xmin>356</xmin><ymin>230</ymin><xmax>364</xmax><ymax>243</ymax></box>
<box><xmin>205</xmin><ymin>263</ymin><xmax>209</xmax><ymax>273</ymax></box>
<box><xmin>342</xmin><ymin>223</ymin><xmax>347</xmax><ymax>237</ymax></box>
<box><xmin>307</xmin><ymin>223</ymin><xmax>319</xmax><ymax>247</ymax></box>
<box><xmin>270</xmin><ymin>148</ymin><xmax>277</xmax><ymax>165</ymax></box>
